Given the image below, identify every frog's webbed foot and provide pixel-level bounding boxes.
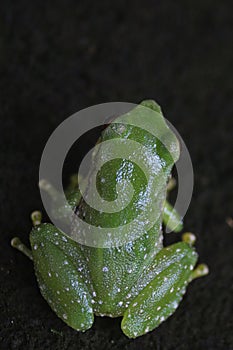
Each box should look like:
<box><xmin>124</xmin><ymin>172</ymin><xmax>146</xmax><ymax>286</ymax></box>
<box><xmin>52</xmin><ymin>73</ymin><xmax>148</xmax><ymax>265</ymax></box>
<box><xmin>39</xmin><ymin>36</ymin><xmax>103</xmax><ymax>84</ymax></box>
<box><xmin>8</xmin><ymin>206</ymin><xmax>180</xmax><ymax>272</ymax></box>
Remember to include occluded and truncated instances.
<box><xmin>121</xmin><ymin>233</ymin><xmax>208</xmax><ymax>338</ymax></box>
<box><xmin>11</xmin><ymin>211</ymin><xmax>94</xmax><ymax>332</ymax></box>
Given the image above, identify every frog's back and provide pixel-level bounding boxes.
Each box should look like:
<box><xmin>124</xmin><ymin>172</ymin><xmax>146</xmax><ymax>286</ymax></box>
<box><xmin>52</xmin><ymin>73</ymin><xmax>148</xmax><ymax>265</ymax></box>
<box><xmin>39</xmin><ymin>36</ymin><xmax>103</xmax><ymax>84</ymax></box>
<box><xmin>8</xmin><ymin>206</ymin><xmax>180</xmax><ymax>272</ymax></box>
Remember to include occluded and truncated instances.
<box><xmin>75</xmin><ymin>101</ymin><xmax>180</xmax><ymax>316</ymax></box>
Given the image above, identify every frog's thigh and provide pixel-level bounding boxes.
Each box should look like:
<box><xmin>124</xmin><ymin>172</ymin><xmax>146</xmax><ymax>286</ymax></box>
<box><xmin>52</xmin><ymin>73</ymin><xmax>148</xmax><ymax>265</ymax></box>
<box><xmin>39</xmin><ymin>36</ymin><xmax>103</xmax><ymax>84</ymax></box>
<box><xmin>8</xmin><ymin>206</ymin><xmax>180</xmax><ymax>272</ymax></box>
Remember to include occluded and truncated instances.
<box><xmin>30</xmin><ymin>223</ymin><xmax>94</xmax><ymax>332</ymax></box>
<box><xmin>121</xmin><ymin>243</ymin><xmax>198</xmax><ymax>338</ymax></box>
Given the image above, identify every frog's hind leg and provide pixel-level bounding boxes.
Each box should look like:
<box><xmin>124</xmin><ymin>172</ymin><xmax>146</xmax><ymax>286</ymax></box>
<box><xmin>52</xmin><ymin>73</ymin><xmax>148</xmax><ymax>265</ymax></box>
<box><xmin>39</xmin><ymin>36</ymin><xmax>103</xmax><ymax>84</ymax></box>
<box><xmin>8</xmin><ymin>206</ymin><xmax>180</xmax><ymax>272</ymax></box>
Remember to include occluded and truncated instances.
<box><xmin>121</xmin><ymin>233</ymin><xmax>208</xmax><ymax>338</ymax></box>
<box><xmin>29</xmin><ymin>223</ymin><xmax>94</xmax><ymax>332</ymax></box>
<box><xmin>11</xmin><ymin>211</ymin><xmax>94</xmax><ymax>332</ymax></box>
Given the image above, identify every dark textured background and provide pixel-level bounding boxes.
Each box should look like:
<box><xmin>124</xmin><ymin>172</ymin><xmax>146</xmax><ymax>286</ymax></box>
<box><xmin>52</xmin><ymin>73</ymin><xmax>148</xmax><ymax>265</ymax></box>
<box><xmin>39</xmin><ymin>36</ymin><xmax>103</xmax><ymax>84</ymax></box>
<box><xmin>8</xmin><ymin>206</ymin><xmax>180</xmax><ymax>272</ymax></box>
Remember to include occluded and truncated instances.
<box><xmin>1</xmin><ymin>1</ymin><xmax>233</xmax><ymax>349</ymax></box>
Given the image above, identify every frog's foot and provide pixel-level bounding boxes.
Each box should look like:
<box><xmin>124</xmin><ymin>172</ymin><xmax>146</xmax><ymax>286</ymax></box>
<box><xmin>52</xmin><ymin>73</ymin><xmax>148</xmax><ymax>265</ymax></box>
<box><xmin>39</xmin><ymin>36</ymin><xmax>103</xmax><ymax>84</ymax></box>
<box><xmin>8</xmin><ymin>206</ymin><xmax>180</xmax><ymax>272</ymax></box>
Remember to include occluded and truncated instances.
<box><xmin>11</xmin><ymin>210</ymin><xmax>42</xmax><ymax>260</ymax></box>
<box><xmin>121</xmin><ymin>234</ymin><xmax>208</xmax><ymax>338</ymax></box>
<box><xmin>11</xmin><ymin>237</ymin><xmax>33</xmax><ymax>260</ymax></box>
<box><xmin>31</xmin><ymin>210</ymin><xmax>42</xmax><ymax>226</ymax></box>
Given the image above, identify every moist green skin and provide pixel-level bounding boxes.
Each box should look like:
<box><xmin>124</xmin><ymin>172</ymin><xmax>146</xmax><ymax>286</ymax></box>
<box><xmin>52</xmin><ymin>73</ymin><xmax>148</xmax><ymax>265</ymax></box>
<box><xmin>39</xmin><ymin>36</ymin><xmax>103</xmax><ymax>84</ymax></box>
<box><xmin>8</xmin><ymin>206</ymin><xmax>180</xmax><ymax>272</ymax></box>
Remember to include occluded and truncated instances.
<box><xmin>13</xmin><ymin>100</ymin><xmax>207</xmax><ymax>338</ymax></box>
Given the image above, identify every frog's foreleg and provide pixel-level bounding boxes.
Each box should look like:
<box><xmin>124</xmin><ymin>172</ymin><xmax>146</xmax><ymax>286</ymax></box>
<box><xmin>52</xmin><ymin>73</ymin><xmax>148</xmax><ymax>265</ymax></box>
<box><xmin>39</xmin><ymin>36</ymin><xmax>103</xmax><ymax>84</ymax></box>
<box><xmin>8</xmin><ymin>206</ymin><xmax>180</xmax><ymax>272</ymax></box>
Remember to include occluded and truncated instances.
<box><xmin>162</xmin><ymin>178</ymin><xmax>183</xmax><ymax>232</ymax></box>
<box><xmin>166</xmin><ymin>177</ymin><xmax>177</xmax><ymax>192</ymax></box>
<box><xmin>162</xmin><ymin>200</ymin><xmax>183</xmax><ymax>232</ymax></box>
<box><xmin>121</xmin><ymin>234</ymin><xmax>208</xmax><ymax>338</ymax></box>
<box><xmin>39</xmin><ymin>176</ymin><xmax>86</xmax><ymax>223</ymax></box>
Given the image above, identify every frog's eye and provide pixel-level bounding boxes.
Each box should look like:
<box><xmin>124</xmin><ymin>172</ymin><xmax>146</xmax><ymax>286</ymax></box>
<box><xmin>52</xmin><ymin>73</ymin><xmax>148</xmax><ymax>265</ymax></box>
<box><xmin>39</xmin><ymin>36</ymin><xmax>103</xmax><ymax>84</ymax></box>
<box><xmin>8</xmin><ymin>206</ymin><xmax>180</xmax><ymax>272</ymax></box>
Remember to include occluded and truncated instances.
<box><xmin>30</xmin><ymin>223</ymin><xmax>94</xmax><ymax>331</ymax></box>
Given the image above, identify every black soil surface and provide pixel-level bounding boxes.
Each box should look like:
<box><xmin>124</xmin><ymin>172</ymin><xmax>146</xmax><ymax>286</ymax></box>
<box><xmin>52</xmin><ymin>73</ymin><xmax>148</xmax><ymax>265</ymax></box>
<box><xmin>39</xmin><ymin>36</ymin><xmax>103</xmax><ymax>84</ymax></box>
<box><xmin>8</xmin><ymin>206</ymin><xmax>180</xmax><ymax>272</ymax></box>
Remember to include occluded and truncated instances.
<box><xmin>1</xmin><ymin>1</ymin><xmax>233</xmax><ymax>349</ymax></box>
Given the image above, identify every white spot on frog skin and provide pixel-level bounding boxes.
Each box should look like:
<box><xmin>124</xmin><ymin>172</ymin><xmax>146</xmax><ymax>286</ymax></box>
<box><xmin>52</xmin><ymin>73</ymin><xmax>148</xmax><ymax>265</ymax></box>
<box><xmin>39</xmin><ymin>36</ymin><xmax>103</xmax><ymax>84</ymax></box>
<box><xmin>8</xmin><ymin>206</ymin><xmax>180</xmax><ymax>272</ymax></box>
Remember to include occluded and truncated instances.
<box><xmin>55</xmin><ymin>241</ymin><xmax>59</xmax><ymax>245</ymax></box>
<box><xmin>48</xmin><ymin>272</ymin><xmax>51</xmax><ymax>277</ymax></box>
<box><xmin>98</xmin><ymin>300</ymin><xmax>103</xmax><ymax>305</ymax></box>
<box><xmin>157</xmin><ymin>306</ymin><xmax>161</xmax><ymax>311</ymax></box>
<box><xmin>93</xmin><ymin>291</ymin><xmax>97</xmax><ymax>297</ymax></box>
<box><xmin>190</xmin><ymin>265</ymin><xmax>193</xmax><ymax>270</ymax></box>
<box><xmin>102</xmin><ymin>266</ymin><xmax>109</xmax><ymax>272</ymax></box>
<box><xmin>176</xmin><ymin>248</ymin><xmax>181</xmax><ymax>252</ymax></box>
<box><xmin>127</xmin><ymin>268</ymin><xmax>132</xmax><ymax>274</ymax></box>
<box><xmin>117</xmin><ymin>288</ymin><xmax>121</xmax><ymax>293</ymax></box>
<box><xmin>33</xmin><ymin>244</ymin><xmax>38</xmax><ymax>250</ymax></box>
<box><xmin>118</xmin><ymin>301</ymin><xmax>123</xmax><ymax>306</ymax></box>
<box><xmin>41</xmin><ymin>242</ymin><xmax>44</xmax><ymax>247</ymax></box>
<box><xmin>65</xmin><ymin>287</ymin><xmax>70</xmax><ymax>291</ymax></box>
<box><xmin>164</xmin><ymin>277</ymin><xmax>168</xmax><ymax>281</ymax></box>
<box><xmin>62</xmin><ymin>236</ymin><xmax>68</xmax><ymax>242</ymax></box>
<box><xmin>145</xmin><ymin>326</ymin><xmax>150</xmax><ymax>333</ymax></box>
<box><xmin>170</xmin><ymin>287</ymin><xmax>174</xmax><ymax>293</ymax></box>
<box><xmin>57</xmin><ymin>291</ymin><xmax>60</xmax><ymax>295</ymax></box>
<box><xmin>91</xmin><ymin>299</ymin><xmax>95</xmax><ymax>304</ymax></box>
<box><xmin>126</xmin><ymin>293</ymin><xmax>131</xmax><ymax>299</ymax></box>
<box><xmin>63</xmin><ymin>314</ymin><xmax>67</xmax><ymax>320</ymax></box>
<box><xmin>64</xmin><ymin>260</ymin><xmax>68</xmax><ymax>265</ymax></box>
<box><xmin>55</xmin><ymin>273</ymin><xmax>58</xmax><ymax>277</ymax></box>
<box><xmin>54</xmin><ymin>232</ymin><xmax>58</xmax><ymax>236</ymax></box>
<box><xmin>133</xmin><ymin>302</ymin><xmax>138</xmax><ymax>307</ymax></box>
<box><xmin>160</xmin><ymin>316</ymin><xmax>165</xmax><ymax>322</ymax></box>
